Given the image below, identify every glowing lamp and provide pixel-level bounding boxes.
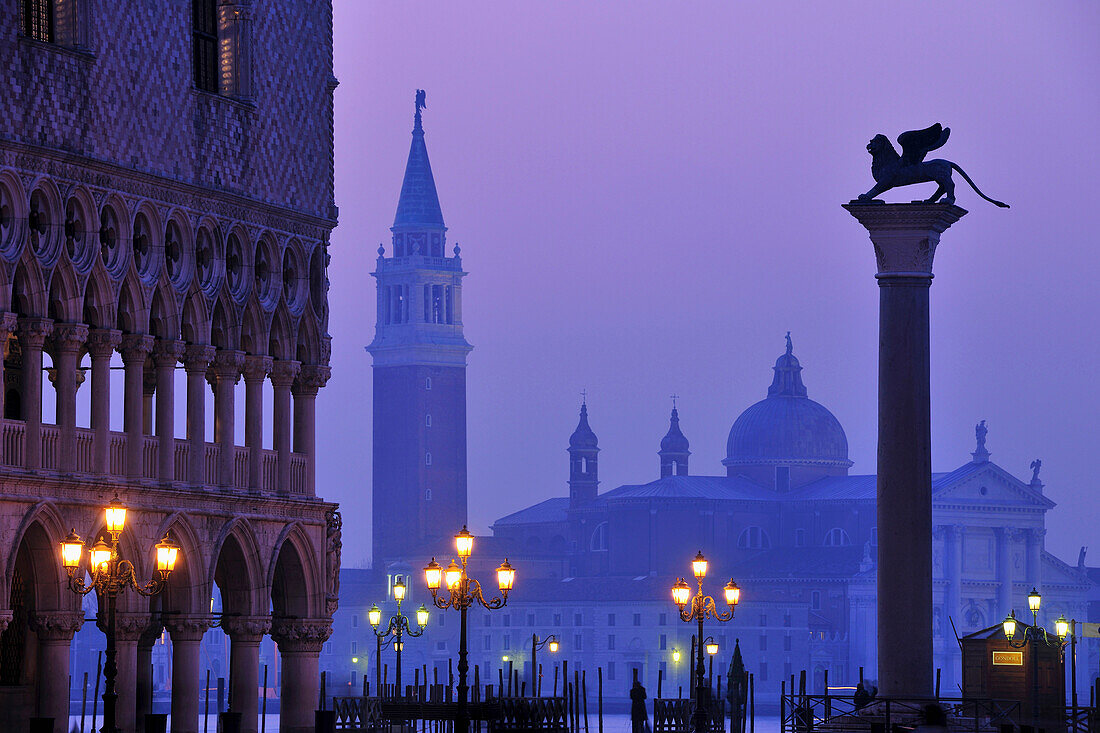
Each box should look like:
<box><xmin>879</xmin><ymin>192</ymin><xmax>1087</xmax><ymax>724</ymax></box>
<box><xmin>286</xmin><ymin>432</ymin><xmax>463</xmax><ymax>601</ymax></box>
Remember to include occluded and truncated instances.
<box><xmin>416</xmin><ymin>604</ymin><xmax>429</xmax><ymax>628</ymax></box>
<box><xmin>89</xmin><ymin>539</ymin><xmax>112</xmax><ymax>572</ymax></box>
<box><xmin>352</xmin><ymin>657</ymin><xmax>359</xmax><ymax>664</ymax></box>
<box><xmin>502</xmin><ymin>655</ymin><xmax>509</xmax><ymax>662</ymax></box>
<box><xmin>393</xmin><ymin>577</ymin><xmax>407</xmax><ymax>601</ymax></box>
<box><xmin>424</xmin><ymin>558</ymin><xmax>442</xmax><ymax>591</ymax></box>
<box><xmin>548</xmin><ymin>639</ymin><xmax>559</xmax><ymax>653</ymax></box>
<box><xmin>445</xmin><ymin>560</ymin><xmax>462</xmax><ymax>591</ymax></box>
<box><xmin>496</xmin><ymin>559</ymin><xmax>515</xmax><ymax>593</ymax></box>
<box><xmin>723</xmin><ymin>579</ymin><xmax>741</xmax><ymax>607</ymax></box>
<box><xmin>1055</xmin><ymin>615</ymin><xmax>1069</xmax><ymax>641</ymax></box>
<box><xmin>1027</xmin><ymin>588</ymin><xmax>1041</xmax><ymax>614</ymax></box>
<box><xmin>705</xmin><ymin>641</ymin><xmax>719</xmax><ymax>655</ymax></box>
<box><xmin>154</xmin><ymin>535</ymin><xmax>179</xmax><ymax>574</ymax></box>
<box><xmin>671</xmin><ymin>578</ymin><xmax>691</xmax><ymax>608</ymax></box>
<box><xmin>105</xmin><ymin>497</ymin><xmax>127</xmax><ymax>535</ymax></box>
<box><xmin>61</xmin><ymin>530</ymin><xmax>84</xmax><ymax>570</ymax></box>
<box><xmin>672</xmin><ymin>649</ymin><xmax>681</xmax><ymax>663</ymax></box>
<box><xmin>394</xmin><ymin>640</ymin><xmax>403</xmax><ymax>652</ymax></box>
<box><xmin>1002</xmin><ymin>613</ymin><xmax>1017</xmax><ymax>641</ymax></box>
<box><xmin>692</xmin><ymin>551</ymin><xmax>708</xmax><ymax>579</ymax></box>
<box><xmin>455</xmin><ymin>526</ymin><xmax>474</xmax><ymax>558</ymax></box>
<box><xmin>368</xmin><ymin>604</ymin><xmax>382</xmax><ymax>628</ymax></box>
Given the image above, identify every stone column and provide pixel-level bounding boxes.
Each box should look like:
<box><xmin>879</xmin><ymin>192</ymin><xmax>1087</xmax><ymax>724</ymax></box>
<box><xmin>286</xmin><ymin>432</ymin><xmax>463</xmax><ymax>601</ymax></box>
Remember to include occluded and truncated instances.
<box><xmin>211</xmin><ymin>350</ymin><xmax>245</xmax><ymax>488</ymax></box>
<box><xmin>0</xmin><ymin>312</ymin><xmax>18</xmax><ymax>419</ymax></box>
<box><xmin>142</xmin><ymin>364</ymin><xmax>156</xmax><ymax>434</ymax></box>
<box><xmin>165</xmin><ymin>616</ymin><xmax>210</xmax><ymax>733</ymax></box>
<box><xmin>844</xmin><ymin>202</ymin><xmax>966</xmax><ymax>698</ymax></box>
<box><xmin>86</xmin><ymin>329</ymin><xmax>122</xmax><ymax>474</ymax></box>
<box><xmin>154</xmin><ymin>340</ymin><xmax>185</xmax><ymax>482</ymax></box>
<box><xmin>270</xmin><ymin>618</ymin><xmax>331</xmax><ymax>733</ymax></box>
<box><xmin>17</xmin><ymin>317</ymin><xmax>53</xmax><ymax>469</ymax></box>
<box><xmin>112</xmin><ymin>614</ymin><xmax>153</xmax><ymax>733</ymax></box>
<box><xmin>51</xmin><ymin>323</ymin><xmax>88</xmax><ymax>472</ymax></box>
<box><xmin>136</xmin><ymin>623</ymin><xmax>162</xmax><ymax>732</ymax></box>
<box><xmin>30</xmin><ymin>611</ymin><xmax>84</xmax><ymax>725</ymax></box>
<box><xmin>182</xmin><ymin>344</ymin><xmax>216</xmax><ymax>486</ymax></box>
<box><xmin>242</xmin><ymin>355</ymin><xmax>272</xmax><ymax>492</ymax></box>
<box><xmin>119</xmin><ymin>334</ymin><xmax>154</xmax><ymax>478</ymax></box>
<box><xmin>223</xmin><ymin>616</ymin><xmax>271</xmax><ymax>733</ymax></box>
<box><xmin>269</xmin><ymin>361</ymin><xmax>299</xmax><ymax>494</ymax></box>
<box><xmin>293</xmin><ymin>365</ymin><xmax>330</xmax><ymax>496</ymax></box>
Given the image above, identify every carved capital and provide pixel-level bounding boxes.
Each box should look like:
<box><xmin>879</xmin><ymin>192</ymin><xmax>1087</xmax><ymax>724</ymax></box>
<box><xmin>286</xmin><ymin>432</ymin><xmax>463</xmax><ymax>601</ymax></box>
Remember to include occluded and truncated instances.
<box><xmin>118</xmin><ymin>333</ymin><xmax>155</xmax><ymax>363</ymax></box>
<box><xmin>211</xmin><ymin>350</ymin><xmax>245</xmax><ymax>381</ymax></box>
<box><xmin>0</xmin><ymin>312</ymin><xmax>19</xmax><ymax>339</ymax></box>
<box><xmin>29</xmin><ymin>610</ymin><xmax>84</xmax><ymax>641</ymax></box>
<box><xmin>294</xmin><ymin>364</ymin><xmax>331</xmax><ymax>396</ymax></box>
<box><xmin>269</xmin><ymin>360</ymin><xmax>301</xmax><ymax>388</ymax></box>
<box><xmin>17</xmin><ymin>317</ymin><xmax>54</xmax><ymax>348</ymax></box>
<box><xmin>153</xmin><ymin>339</ymin><xmax>186</xmax><ymax>367</ymax></box>
<box><xmin>842</xmin><ymin>202</ymin><xmax>967</xmax><ymax>277</ymax></box>
<box><xmin>165</xmin><ymin>615</ymin><xmax>212</xmax><ymax>642</ymax></box>
<box><xmin>221</xmin><ymin>614</ymin><xmax>271</xmax><ymax>642</ymax></box>
<box><xmin>242</xmin><ymin>355</ymin><xmax>273</xmax><ymax>382</ymax></box>
<box><xmin>86</xmin><ymin>328</ymin><xmax>123</xmax><ymax>359</ymax></box>
<box><xmin>270</xmin><ymin>617</ymin><xmax>332</xmax><ymax>653</ymax></box>
<box><xmin>106</xmin><ymin>613</ymin><xmax>157</xmax><ymax>642</ymax></box>
<box><xmin>182</xmin><ymin>343</ymin><xmax>217</xmax><ymax>373</ymax></box>
<box><xmin>50</xmin><ymin>323</ymin><xmax>89</xmax><ymax>353</ymax></box>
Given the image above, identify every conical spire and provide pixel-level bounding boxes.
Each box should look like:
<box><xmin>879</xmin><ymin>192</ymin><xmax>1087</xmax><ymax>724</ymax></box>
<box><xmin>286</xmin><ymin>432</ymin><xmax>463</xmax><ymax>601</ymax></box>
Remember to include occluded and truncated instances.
<box><xmin>659</xmin><ymin>402</ymin><xmax>690</xmax><ymax>478</ymax></box>
<box><xmin>569</xmin><ymin>400</ymin><xmax>599</xmax><ymax>449</ymax></box>
<box><xmin>393</xmin><ymin>89</ymin><xmax>445</xmax><ymax>229</ymax></box>
<box><xmin>767</xmin><ymin>332</ymin><xmax>808</xmax><ymax>398</ymax></box>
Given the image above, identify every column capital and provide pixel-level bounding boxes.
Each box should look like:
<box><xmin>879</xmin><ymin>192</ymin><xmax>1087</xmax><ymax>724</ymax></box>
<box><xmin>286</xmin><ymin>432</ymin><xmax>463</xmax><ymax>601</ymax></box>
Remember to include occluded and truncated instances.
<box><xmin>842</xmin><ymin>202</ymin><xmax>967</xmax><ymax>277</ymax></box>
<box><xmin>165</xmin><ymin>614</ymin><xmax>213</xmax><ymax>642</ymax></box>
<box><xmin>29</xmin><ymin>610</ymin><xmax>84</xmax><ymax>641</ymax></box>
<box><xmin>270</xmin><ymin>617</ymin><xmax>332</xmax><ymax>652</ymax></box>
<box><xmin>106</xmin><ymin>612</ymin><xmax>158</xmax><ymax>642</ymax></box>
<box><xmin>182</xmin><ymin>343</ymin><xmax>217</xmax><ymax>372</ymax></box>
<box><xmin>242</xmin><ymin>354</ymin><xmax>274</xmax><ymax>382</ymax></box>
<box><xmin>118</xmin><ymin>333</ymin><xmax>155</xmax><ymax>363</ymax></box>
<box><xmin>153</xmin><ymin>338</ymin><xmax>187</xmax><ymax>367</ymax></box>
<box><xmin>293</xmin><ymin>364</ymin><xmax>331</xmax><ymax>396</ymax></box>
<box><xmin>211</xmin><ymin>349</ymin><xmax>246</xmax><ymax>379</ymax></box>
<box><xmin>16</xmin><ymin>316</ymin><xmax>54</xmax><ymax>347</ymax></box>
<box><xmin>269</xmin><ymin>359</ymin><xmax>301</xmax><ymax>388</ymax></box>
<box><xmin>0</xmin><ymin>312</ymin><xmax>18</xmax><ymax>338</ymax></box>
<box><xmin>221</xmin><ymin>614</ymin><xmax>271</xmax><ymax>642</ymax></box>
<box><xmin>86</xmin><ymin>328</ymin><xmax>123</xmax><ymax>358</ymax></box>
<box><xmin>49</xmin><ymin>322</ymin><xmax>89</xmax><ymax>352</ymax></box>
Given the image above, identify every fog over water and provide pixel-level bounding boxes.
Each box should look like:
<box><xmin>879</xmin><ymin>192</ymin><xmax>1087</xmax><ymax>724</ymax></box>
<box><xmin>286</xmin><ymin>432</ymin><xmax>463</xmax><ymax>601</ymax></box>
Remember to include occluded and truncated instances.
<box><xmin>322</xmin><ymin>2</ymin><xmax>1100</xmax><ymax>566</ymax></box>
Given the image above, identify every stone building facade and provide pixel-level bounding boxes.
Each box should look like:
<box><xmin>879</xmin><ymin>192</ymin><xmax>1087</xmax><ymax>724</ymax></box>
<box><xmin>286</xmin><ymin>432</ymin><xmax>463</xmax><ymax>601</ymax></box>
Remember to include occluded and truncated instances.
<box><xmin>1</xmin><ymin>2</ymin><xmax>339</xmax><ymax>732</ymax></box>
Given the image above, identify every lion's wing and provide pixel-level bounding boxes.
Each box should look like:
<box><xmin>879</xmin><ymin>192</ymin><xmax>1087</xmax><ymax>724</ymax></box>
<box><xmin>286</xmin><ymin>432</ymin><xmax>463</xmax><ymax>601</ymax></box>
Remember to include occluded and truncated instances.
<box><xmin>898</xmin><ymin>124</ymin><xmax>950</xmax><ymax>166</ymax></box>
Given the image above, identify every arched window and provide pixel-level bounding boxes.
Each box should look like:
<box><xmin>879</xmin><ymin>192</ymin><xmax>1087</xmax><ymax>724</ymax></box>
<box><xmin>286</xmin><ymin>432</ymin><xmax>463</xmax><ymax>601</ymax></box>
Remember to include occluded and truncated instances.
<box><xmin>737</xmin><ymin>526</ymin><xmax>771</xmax><ymax>550</ymax></box>
<box><xmin>823</xmin><ymin>528</ymin><xmax>851</xmax><ymax>547</ymax></box>
<box><xmin>590</xmin><ymin>522</ymin><xmax>609</xmax><ymax>552</ymax></box>
<box><xmin>21</xmin><ymin>0</ymin><xmax>53</xmax><ymax>42</ymax></box>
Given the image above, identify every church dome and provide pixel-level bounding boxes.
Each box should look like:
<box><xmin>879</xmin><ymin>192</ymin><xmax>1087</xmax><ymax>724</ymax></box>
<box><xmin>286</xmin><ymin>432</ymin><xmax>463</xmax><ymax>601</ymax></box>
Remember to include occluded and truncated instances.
<box><xmin>660</xmin><ymin>408</ymin><xmax>690</xmax><ymax>454</ymax></box>
<box><xmin>569</xmin><ymin>403</ymin><xmax>599</xmax><ymax>450</ymax></box>
<box><xmin>723</xmin><ymin>336</ymin><xmax>851</xmax><ymax>471</ymax></box>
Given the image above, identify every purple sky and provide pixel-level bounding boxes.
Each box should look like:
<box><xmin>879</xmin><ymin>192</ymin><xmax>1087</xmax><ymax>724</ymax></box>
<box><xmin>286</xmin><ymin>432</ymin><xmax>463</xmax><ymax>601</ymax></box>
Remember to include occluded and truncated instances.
<box><xmin>322</xmin><ymin>1</ymin><xmax>1100</xmax><ymax>568</ymax></box>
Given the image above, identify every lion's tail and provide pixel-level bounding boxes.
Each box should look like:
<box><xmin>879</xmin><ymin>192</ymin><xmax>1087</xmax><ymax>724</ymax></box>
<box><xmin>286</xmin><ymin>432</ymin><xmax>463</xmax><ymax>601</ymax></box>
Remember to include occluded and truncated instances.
<box><xmin>950</xmin><ymin>163</ymin><xmax>1010</xmax><ymax>208</ymax></box>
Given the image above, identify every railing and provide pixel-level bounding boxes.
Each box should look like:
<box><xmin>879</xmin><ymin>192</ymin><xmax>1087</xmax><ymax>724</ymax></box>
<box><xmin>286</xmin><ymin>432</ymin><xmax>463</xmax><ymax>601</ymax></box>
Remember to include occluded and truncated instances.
<box><xmin>0</xmin><ymin>418</ymin><xmax>310</xmax><ymax>495</ymax></box>
<box><xmin>654</xmin><ymin>698</ymin><xmax>725</xmax><ymax>733</ymax></box>
<box><xmin>1065</xmin><ymin>704</ymin><xmax>1097</xmax><ymax>733</ymax></box>
<box><xmin>779</xmin><ymin>694</ymin><xmax>1022</xmax><ymax>733</ymax></box>
<box><xmin>332</xmin><ymin>695</ymin><xmax>569</xmax><ymax>733</ymax></box>
<box><xmin>378</xmin><ymin>254</ymin><xmax>462</xmax><ymax>272</ymax></box>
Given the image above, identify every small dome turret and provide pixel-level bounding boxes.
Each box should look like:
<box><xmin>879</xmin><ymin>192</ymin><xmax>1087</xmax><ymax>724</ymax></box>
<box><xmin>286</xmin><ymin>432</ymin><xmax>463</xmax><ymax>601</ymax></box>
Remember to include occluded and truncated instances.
<box><xmin>659</xmin><ymin>404</ymin><xmax>690</xmax><ymax>477</ymax></box>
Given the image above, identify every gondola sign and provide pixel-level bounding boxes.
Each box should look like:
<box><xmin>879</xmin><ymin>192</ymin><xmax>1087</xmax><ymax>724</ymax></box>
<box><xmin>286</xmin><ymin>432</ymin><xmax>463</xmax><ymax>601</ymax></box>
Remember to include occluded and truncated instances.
<box><xmin>992</xmin><ymin>651</ymin><xmax>1023</xmax><ymax>666</ymax></box>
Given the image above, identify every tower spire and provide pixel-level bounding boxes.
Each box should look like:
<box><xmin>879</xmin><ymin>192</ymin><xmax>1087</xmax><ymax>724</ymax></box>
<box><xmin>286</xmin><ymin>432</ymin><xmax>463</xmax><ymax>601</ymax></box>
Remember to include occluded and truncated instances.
<box><xmin>659</xmin><ymin>401</ymin><xmax>690</xmax><ymax>478</ymax></box>
<box><xmin>568</xmin><ymin>400</ymin><xmax>599</xmax><ymax>507</ymax></box>
<box><xmin>394</xmin><ymin>89</ymin><xmax>444</xmax><ymax>232</ymax></box>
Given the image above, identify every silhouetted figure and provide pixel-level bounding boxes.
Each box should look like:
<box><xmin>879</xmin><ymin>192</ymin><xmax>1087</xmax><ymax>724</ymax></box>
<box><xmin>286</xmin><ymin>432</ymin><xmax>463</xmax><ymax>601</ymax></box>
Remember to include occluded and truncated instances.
<box><xmin>631</xmin><ymin>672</ymin><xmax>649</xmax><ymax>733</ymax></box>
<box><xmin>853</xmin><ymin>682</ymin><xmax>871</xmax><ymax>710</ymax></box>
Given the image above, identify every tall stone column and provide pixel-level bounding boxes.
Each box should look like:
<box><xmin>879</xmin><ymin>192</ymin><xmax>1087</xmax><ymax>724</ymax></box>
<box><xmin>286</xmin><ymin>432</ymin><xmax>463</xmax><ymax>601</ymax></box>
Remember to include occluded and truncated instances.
<box><xmin>111</xmin><ymin>614</ymin><xmax>152</xmax><ymax>733</ymax></box>
<box><xmin>269</xmin><ymin>361</ymin><xmax>299</xmax><ymax>494</ymax></box>
<box><xmin>166</xmin><ymin>616</ymin><xmax>209</xmax><ymax>733</ymax></box>
<box><xmin>293</xmin><ymin>365</ymin><xmax>330</xmax><ymax>496</ymax></box>
<box><xmin>154</xmin><ymin>340</ymin><xmax>185</xmax><ymax>482</ymax></box>
<box><xmin>223</xmin><ymin>616</ymin><xmax>271</xmax><ymax>733</ymax></box>
<box><xmin>182</xmin><ymin>344</ymin><xmax>216</xmax><ymax>486</ymax></box>
<box><xmin>51</xmin><ymin>323</ymin><xmax>88</xmax><ymax>472</ymax></box>
<box><xmin>271</xmin><ymin>618</ymin><xmax>331</xmax><ymax>733</ymax></box>
<box><xmin>142</xmin><ymin>365</ymin><xmax>156</xmax><ymax>434</ymax></box>
<box><xmin>120</xmin><ymin>334</ymin><xmax>155</xmax><ymax>478</ymax></box>
<box><xmin>242</xmin><ymin>355</ymin><xmax>272</xmax><ymax>492</ymax></box>
<box><xmin>86</xmin><ymin>329</ymin><xmax>122</xmax><ymax>474</ymax></box>
<box><xmin>30</xmin><ymin>611</ymin><xmax>84</xmax><ymax>725</ymax></box>
<box><xmin>211</xmin><ymin>350</ymin><xmax>245</xmax><ymax>488</ymax></box>
<box><xmin>844</xmin><ymin>202</ymin><xmax>966</xmax><ymax>698</ymax></box>
<box><xmin>136</xmin><ymin>623</ymin><xmax>162</xmax><ymax>733</ymax></box>
<box><xmin>17</xmin><ymin>317</ymin><xmax>53</xmax><ymax>469</ymax></box>
<box><xmin>0</xmin><ymin>312</ymin><xmax>18</xmax><ymax>419</ymax></box>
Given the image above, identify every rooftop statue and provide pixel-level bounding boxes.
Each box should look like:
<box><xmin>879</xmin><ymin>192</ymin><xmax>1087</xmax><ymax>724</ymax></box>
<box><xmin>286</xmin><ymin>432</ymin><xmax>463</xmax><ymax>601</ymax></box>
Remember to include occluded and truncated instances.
<box><xmin>856</xmin><ymin>124</ymin><xmax>1009</xmax><ymax>208</ymax></box>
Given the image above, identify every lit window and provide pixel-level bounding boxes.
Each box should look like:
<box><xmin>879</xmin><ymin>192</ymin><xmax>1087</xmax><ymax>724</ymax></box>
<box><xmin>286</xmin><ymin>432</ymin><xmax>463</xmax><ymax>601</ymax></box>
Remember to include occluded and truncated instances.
<box><xmin>21</xmin><ymin>0</ymin><xmax>53</xmax><ymax>42</ymax></box>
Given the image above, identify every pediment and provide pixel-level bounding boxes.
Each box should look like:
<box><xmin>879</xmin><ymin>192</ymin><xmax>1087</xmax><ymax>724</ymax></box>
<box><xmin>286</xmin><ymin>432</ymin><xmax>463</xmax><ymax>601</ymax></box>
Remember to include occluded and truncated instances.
<box><xmin>933</xmin><ymin>462</ymin><xmax>1054</xmax><ymax>509</ymax></box>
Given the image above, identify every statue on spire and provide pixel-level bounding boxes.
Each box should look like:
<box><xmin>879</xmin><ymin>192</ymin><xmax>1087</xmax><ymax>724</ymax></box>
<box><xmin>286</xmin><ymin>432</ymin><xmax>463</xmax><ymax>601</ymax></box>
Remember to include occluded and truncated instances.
<box><xmin>415</xmin><ymin>89</ymin><xmax>426</xmax><ymax>114</ymax></box>
<box><xmin>1030</xmin><ymin>459</ymin><xmax>1042</xmax><ymax>484</ymax></box>
<box><xmin>975</xmin><ymin>420</ymin><xmax>987</xmax><ymax>452</ymax></box>
<box><xmin>785</xmin><ymin>331</ymin><xmax>793</xmax><ymax>356</ymax></box>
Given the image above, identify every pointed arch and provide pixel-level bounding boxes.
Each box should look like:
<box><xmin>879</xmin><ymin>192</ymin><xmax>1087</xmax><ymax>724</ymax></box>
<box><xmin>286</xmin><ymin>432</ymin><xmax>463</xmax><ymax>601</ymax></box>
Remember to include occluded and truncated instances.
<box><xmin>149</xmin><ymin>283</ymin><xmax>181</xmax><ymax>340</ymax></box>
<box><xmin>268</xmin><ymin>522</ymin><xmax>323</xmax><ymax>618</ymax></box>
<box><xmin>239</xmin><ymin>297</ymin><xmax>268</xmax><ymax>356</ymax></box>
<box><xmin>210</xmin><ymin>294</ymin><xmax>239</xmax><ymax>350</ymax></box>
<box><xmin>181</xmin><ymin>286</ymin><xmax>210</xmax><ymax>344</ymax></box>
<box><xmin>209</xmin><ymin>517</ymin><xmax>266</xmax><ymax>617</ymax></box>
<box><xmin>116</xmin><ymin>270</ymin><xmax>149</xmax><ymax>334</ymax></box>
<box><xmin>82</xmin><ymin>263</ymin><xmax>118</xmax><ymax>328</ymax></box>
<box><xmin>47</xmin><ymin>257</ymin><xmax>82</xmax><ymax>322</ymax></box>
<box><xmin>12</xmin><ymin>254</ymin><xmax>47</xmax><ymax>317</ymax></box>
<box><xmin>7</xmin><ymin>501</ymin><xmax>71</xmax><ymax>612</ymax></box>
<box><xmin>268</xmin><ymin>302</ymin><xmax>295</xmax><ymax>360</ymax></box>
<box><xmin>295</xmin><ymin>312</ymin><xmax>320</xmax><ymax>365</ymax></box>
<box><xmin>151</xmin><ymin>512</ymin><xmax>206</xmax><ymax>616</ymax></box>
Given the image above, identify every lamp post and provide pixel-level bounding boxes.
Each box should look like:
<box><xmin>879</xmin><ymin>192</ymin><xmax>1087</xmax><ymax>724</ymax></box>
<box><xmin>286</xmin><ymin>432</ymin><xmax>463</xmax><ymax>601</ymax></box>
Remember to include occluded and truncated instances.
<box><xmin>424</xmin><ymin>526</ymin><xmax>515</xmax><ymax>733</ymax></box>
<box><xmin>702</xmin><ymin>636</ymin><xmax>719</xmax><ymax>686</ymax></box>
<box><xmin>369</xmin><ymin>576</ymin><xmax>428</xmax><ymax>698</ymax></box>
<box><xmin>59</xmin><ymin>496</ymin><xmax>180</xmax><ymax>733</ymax></box>
<box><xmin>531</xmin><ymin>634</ymin><xmax>559</xmax><ymax>695</ymax></box>
<box><xmin>1002</xmin><ymin>588</ymin><xmax>1058</xmax><ymax>726</ymax></box>
<box><xmin>672</xmin><ymin>551</ymin><xmax>740</xmax><ymax>733</ymax></box>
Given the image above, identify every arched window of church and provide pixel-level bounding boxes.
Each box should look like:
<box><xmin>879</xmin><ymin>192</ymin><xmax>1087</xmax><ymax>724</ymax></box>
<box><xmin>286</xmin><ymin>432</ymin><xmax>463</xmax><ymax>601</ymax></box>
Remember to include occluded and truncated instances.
<box><xmin>590</xmin><ymin>522</ymin><xmax>609</xmax><ymax>552</ymax></box>
<box><xmin>823</xmin><ymin>528</ymin><xmax>851</xmax><ymax>547</ymax></box>
<box><xmin>737</xmin><ymin>526</ymin><xmax>770</xmax><ymax>550</ymax></box>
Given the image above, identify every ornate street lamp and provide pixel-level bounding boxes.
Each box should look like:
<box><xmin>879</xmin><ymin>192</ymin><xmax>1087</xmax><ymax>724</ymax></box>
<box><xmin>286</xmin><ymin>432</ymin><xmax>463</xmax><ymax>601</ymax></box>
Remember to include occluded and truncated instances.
<box><xmin>530</xmin><ymin>633</ymin><xmax>559</xmax><ymax>694</ymax></box>
<box><xmin>672</xmin><ymin>551</ymin><xmax>739</xmax><ymax>733</ymax></box>
<box><xmin>1002</xmin><ymin>588</ymin><xmax>1061</xmax><ymax>726</ymax></box>
<box><xmin>369</xmin><ymin>576</ymin><xmax>428</xmax><ymax>698</ymax></box>
<box><xmin>425</xmin><ymin>526</ymin><xmax>514</xmax><ymax>733</ymax></box>
<box><xmin>60</xmin><ymin>497</ymin><xmax>180</xmax><ymax>733</ymax></box>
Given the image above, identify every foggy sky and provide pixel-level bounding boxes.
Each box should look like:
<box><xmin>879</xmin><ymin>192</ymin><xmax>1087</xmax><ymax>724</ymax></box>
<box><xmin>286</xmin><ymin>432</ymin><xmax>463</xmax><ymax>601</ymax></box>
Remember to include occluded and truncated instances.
<box><xmin>321</xmin><ymin>1</ymin><xmax>1100</xmax><ymax>567</ymax></box>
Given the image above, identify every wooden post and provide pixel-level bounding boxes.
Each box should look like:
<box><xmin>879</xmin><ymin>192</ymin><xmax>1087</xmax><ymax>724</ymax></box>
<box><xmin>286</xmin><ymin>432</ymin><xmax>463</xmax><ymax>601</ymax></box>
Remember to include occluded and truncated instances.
<box><xmin>554</xmin><ymin>665</ymin><xmax>560</xmax><ymax>696</ymax></box>
<box><xmin>320</xmin><ymin>670</ymin><xmax>327</xmax><ymax>710</ymax></box>
<box><xmin>574</xmin><ymin>670</ymin><xmax>581</xmax><ymax>733</ymax></box>
<box><xmin>474</xmin><ymin>665</ymin><xmax>480</xmax><ymax>702</ymax></box>
<box><xmin>91</xmin><ymin>652</ymin><xmax>102</xmax><ymax>733</ymax></box>
<box><xmin>749</xmin><ymin>674</ymin><xmax>755</xmax><ymax>733</ymax></box>
<box><xmin>935</xmin><ymin>668</ymin><xmax>941</xmax><ymax>699</ymax></box>
<box><xmin>598</xmin><ymin>667</ymin><xmax>604</xmax><ymax>733</ymax></box>
<box><xmin>538</xmin><ymin>664</ymin><xmax>543</xmax><ymax>697</ymax></box>
<box><xmin>690</xmin><ymin>636</ymin><xmax>696</xmax><ymax>700</ymax></box>
<box><xmin>204</xmin><ymin>669</ymin><xmax>211</xmax><ymax>733</ymax></box>
<box><xmin>80</xmin><ymin>670</ymin><xmax>88</xmax><ymax>733</ymax></box>
<box><xmin>780</xmin><ymin>680</ymin><xmax>785</xmax><ymax>733</ymax></box>
<box><xmin>262</xmin><ymin>664</ymin><xmax>269</xmax><ymax>733</ymax></box>
<box><xmin>499</xmin><ymin>668</ymin><xmax>505</xmax><ymax>698</ymax></box>
<box><xmin>582</xmin><ymin>670</ymin><xmax>590</xmax><ymax>733</ymax></box>
<box><xmin>824</xmin><ymin>668</ymin><xmax>831</xmax><ymax>719</ymax></box>
<box><xmin>658</xmin><ymin>668</ymin><xmax>663</xmax><ymax>699</ymax></box>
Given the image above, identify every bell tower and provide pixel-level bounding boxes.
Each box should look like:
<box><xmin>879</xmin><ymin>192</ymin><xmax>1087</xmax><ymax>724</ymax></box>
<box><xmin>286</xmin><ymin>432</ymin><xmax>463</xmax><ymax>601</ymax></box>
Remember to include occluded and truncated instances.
<box><xmin>368</xmin><ymin>91</ymin><xmax>472</xmax><ymax>566</ymax></box>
